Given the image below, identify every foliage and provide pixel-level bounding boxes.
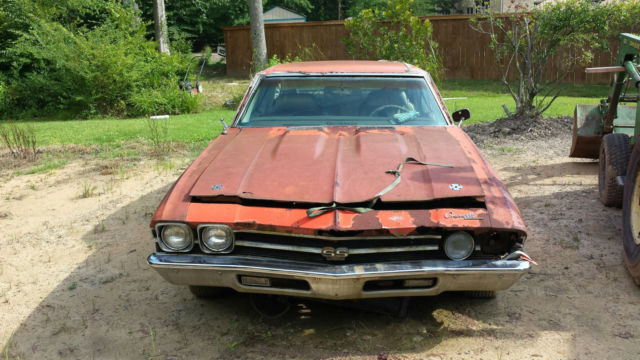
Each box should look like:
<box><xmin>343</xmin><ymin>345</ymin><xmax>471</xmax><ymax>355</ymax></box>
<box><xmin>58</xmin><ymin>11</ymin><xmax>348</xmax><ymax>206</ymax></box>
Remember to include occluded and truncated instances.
<box><xmin>343</xmin><ymin>0</ymin><xmax>441</xmax><ymax>83</ymax></box>
<box><xmin>137</xmin><ymin>0</ymin><xmax>312</xmax><ymax>49</ymax></box>
<box><xmin>471</xmin><ymin>0</ymin><xmax>640</xmax><ymax>118</ymax></box>
<box><xmin>0</xmin><ymin>76</ymin><xmax>7</xmax><ymax>114</ymax></box>
<box><xmin>268</xmin><ymin>54</ymin><xmax>301</xmax><ymax>67</ymax></box>
<box><xmin>345</xmin><ymin>0</ymin><xmax>438</xmax><ymax>18</ymax></box>
<box><xmin>0</xmin><ymin>0</ymin><xmax>199</xmax><ymax>118</ymax></box>
<box><xmin>432</xmin><ymin>0</ymin><xmax>458</xmax><ymax>15</ymax></box>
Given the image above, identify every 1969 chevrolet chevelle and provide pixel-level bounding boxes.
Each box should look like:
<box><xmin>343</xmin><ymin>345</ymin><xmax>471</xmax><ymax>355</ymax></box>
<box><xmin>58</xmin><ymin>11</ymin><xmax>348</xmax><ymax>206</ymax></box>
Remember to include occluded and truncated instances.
<box><xmin>148</xmin><ymin>60</ymin><xmax>533</xmax><ymax>300</ymax></box>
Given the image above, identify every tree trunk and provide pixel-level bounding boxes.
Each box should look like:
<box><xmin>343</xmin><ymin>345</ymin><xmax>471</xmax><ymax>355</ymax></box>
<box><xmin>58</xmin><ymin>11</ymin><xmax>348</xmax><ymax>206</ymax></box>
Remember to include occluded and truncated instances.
<box><xmin>153</xmin><ymin>0</ymin><xmax>170</xmax><ymax>55</ymax></box>
<box><xmin>248</xmin><ymin>0</ymin><xmax>267</xmax><ymax>71</ymax></box>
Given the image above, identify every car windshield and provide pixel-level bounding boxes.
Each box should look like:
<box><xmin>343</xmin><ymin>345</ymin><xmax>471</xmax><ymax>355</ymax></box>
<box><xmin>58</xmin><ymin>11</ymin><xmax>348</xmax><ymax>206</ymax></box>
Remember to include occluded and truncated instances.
<box><xmin>236</xmin><ymin>76</ymin><xmax>448</xmax><ymax>127</ymax></box>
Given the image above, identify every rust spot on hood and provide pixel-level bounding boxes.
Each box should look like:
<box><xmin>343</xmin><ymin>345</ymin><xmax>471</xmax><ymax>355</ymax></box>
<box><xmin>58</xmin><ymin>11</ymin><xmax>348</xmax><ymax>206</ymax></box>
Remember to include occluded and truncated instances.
<box><xmin>376</xmin><ymin>210</ymin><xmax>415</xmax><ymax>236</ymax></box>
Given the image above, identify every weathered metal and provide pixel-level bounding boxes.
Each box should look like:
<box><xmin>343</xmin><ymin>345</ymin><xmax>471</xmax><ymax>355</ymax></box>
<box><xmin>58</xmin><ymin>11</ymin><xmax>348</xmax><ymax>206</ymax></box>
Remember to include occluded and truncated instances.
<box><xmin>148</xmin><ymin>253</ymin><xmax>531</xmax><ymax>299</ymax></box>
<box><xmin>154</xmin><ymin>125</ymin><xmax>526</xmax><ymax>235</ymax></box>
<box><xmin>149</xmin><ymin>60</ymin><xmax>530</xmax><ymax>300</ymax></box>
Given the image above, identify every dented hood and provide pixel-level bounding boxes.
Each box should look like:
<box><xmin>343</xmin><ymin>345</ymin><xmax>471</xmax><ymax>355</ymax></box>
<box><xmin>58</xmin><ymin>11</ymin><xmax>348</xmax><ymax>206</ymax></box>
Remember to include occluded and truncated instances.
<box><xmin>189</xmin><ymin>126</ymin><xmax>486</xmax><ymax>204</ymax></box>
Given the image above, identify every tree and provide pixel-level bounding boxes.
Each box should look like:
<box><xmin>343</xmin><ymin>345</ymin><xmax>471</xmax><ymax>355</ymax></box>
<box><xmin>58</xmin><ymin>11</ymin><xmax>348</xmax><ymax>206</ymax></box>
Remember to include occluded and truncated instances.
<box><xmin>343</xmin><ymin>0</ymin><xmax>441</xmax><ymax>83</ymax></box>
<box><xmin>248</xmin><ymin>0</ymin><xmax>267</xmax><ymax>71</ymax></box>
<box><xmin>345</xmin><ymin>0</ymin><xmax>438</xmax><ymax>18</ymax></box>
<box><xmin>153</xmin><ymin>0</ymin><xmax>170</xmax><ymax>54</ymax></box>
<box><xmin>471</xmin><ymin>0</ymin><xmax>640</xmax><ymax>118</ymax></box>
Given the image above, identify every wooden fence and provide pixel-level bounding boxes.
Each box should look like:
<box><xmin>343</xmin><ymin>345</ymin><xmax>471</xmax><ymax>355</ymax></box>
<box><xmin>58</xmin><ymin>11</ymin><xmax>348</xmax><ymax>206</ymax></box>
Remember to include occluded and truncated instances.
<box><xmin>223</xmin><ymin>15</ymin><xmax>617</xmax><ymax>83</ymax></box>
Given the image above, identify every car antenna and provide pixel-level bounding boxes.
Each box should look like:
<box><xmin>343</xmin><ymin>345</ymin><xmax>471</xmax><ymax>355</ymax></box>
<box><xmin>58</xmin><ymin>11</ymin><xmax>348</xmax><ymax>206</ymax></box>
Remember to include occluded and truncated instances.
<box><xmin>220</xmin><ymin>118</ymin><xmax>229</xmax><ymax>134</ymax></box>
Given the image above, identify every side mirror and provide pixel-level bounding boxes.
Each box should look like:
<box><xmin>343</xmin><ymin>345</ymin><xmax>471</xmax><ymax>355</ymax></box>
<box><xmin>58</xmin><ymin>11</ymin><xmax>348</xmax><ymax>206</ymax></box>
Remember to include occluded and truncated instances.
<box><xmin>452</xmin><ymin>108</ymin><xmax>471</xmax><ymax>127</ymax></box>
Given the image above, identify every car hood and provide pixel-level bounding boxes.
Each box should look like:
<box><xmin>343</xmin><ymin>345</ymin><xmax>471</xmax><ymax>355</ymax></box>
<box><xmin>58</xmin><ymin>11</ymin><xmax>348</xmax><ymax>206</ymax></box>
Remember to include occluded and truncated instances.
<box><xmin>189</xmin><ymin>126</ymin><xmax>486</xmax><ymax>204</ymax></box>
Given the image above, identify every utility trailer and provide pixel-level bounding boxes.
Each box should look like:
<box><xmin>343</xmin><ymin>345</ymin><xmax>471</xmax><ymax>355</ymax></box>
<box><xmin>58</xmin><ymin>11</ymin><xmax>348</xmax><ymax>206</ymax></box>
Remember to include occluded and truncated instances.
<box><xmin>570</xmin><ymin>33</ymin><xmax>640</xmax><ymax>285</ymax></box>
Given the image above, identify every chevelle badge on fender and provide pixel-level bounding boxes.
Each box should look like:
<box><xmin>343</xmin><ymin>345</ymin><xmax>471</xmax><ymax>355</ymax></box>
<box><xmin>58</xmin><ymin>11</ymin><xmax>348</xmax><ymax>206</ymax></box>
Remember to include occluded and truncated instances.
<box><xmin>147</xmin><ymin>60</ymin><xmax>533</xmax><ymax>301</ymax></box>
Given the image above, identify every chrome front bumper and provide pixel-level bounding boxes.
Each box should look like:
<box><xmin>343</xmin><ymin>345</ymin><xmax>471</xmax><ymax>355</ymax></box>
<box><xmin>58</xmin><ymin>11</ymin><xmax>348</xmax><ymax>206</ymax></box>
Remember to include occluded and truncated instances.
<box><xmin>148</xmin><ymin>254</ymin><xmax>531</xmax><ymax>300</ymax></box>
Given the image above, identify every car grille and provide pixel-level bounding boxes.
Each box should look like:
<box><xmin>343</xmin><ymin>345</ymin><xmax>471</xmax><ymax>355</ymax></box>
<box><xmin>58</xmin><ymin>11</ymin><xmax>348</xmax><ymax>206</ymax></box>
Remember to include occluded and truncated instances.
<box><xmin>228</xmin><ymin>230</ymin><xmax>451</xmax><ymax>264</ymax></box>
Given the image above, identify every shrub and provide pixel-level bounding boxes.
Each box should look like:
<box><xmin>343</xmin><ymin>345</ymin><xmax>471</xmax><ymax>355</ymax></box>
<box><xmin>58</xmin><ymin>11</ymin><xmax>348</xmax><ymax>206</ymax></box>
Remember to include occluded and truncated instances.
<box><xmin>1</xmin><ymin>1</ymin><xmax>200</xmax><ymax>118</ymax></box>
<box><xmin>343</xmin><ymin>0</ymin><xmax>441</xmax><ymax>83</ymax></box>
<box><xmin>0</xmin><ymin>77</ymin><xmax>7</xmax><ymax>114</ymax></box>
<box><xmin>471</xmin><ymin>0</ymin><xmax>640</xmax><ymax>118</ymax></box>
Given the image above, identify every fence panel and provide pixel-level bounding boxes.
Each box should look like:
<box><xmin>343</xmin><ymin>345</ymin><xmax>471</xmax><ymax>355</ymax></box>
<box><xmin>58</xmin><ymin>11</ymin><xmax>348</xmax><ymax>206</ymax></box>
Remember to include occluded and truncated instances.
<box><xmin>224</xmin><ymin>15</ymin><xmax>617</xmax><ymax>84</ymax></box>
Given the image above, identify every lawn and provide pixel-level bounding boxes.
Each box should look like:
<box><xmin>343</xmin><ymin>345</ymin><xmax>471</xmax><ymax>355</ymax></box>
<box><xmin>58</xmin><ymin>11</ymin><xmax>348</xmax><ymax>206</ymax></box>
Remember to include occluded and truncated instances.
<box><xmin>2</xmin><ymin>78</ymin><xmax>607</xmax><ymax>149</ymax></box>
<box><xmin>440</xmin><ymin>80</ymin><xmax>607</xmax><ymax>125</ymax></box>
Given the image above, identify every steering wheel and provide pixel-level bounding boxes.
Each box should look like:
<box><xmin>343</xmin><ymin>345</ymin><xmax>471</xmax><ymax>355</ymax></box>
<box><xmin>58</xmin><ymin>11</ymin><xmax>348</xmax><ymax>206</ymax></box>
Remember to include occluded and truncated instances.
<box><xmin>369</xmin><ymin>104</ymin><xmax>411</xmax><ymax>117</ymax></box>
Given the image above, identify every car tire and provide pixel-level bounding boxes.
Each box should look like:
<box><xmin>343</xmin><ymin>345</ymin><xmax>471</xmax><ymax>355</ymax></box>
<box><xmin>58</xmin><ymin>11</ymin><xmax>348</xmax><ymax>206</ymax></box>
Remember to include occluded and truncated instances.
<box><xmin>599</xmin><ymin>133</ymin><xmax>631</xmax><ymax>208</ymax></box>
<box><xmin>622</xmin><ymin>144</ymin><xmax>640</xmax><ymax>286</ymax></box>
<box><xmin>464</xmin><ymin>291</ymin><xmax>496</xmax><ymax>299</ymax></box>
<box><xmin>188</xmin><ymin>285</ymin><xmax>231</xmax><ymax>298</ymax></box>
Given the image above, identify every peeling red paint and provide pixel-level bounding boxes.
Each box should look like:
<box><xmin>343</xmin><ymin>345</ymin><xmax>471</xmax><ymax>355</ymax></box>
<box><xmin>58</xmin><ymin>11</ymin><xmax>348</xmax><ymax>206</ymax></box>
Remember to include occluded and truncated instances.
<box><xmin>376</xmin><ymin>210</ymin><xmax>415</xmax><ymax>236</ymax></box>
<box><xmin>152</xmin><ymin>61</ymin><xmax>527</xmax><ymax>240</ymax></box>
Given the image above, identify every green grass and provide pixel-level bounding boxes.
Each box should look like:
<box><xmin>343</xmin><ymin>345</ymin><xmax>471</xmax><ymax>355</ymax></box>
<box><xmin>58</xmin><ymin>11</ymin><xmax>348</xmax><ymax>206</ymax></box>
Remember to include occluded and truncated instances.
<box><xmin>16</xmin><ymin>109</ymin><xmax>234</xmax><ymax>146</ymax></box>
<box><xmin>440</xmin><ymin>80</ymin><xmax>607</xmax><ymax>125</ymax></box>
<box><xmin>14</xmin><ymin>157</ymin><xmax>68</xmax><ymax>175</ymax></box>
<box><xmin>2</xmin><ymin>79</ymin><xmax>607</xmax><ymax>152</ymax></box>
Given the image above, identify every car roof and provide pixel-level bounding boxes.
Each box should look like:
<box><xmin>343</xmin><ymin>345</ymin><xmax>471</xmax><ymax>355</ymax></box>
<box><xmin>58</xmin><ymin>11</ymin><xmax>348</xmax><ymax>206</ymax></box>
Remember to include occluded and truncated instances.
<box><xmin>261</xmin><ymin>60</ymin><xmax>427</xmax><ymax>76</ymax></box>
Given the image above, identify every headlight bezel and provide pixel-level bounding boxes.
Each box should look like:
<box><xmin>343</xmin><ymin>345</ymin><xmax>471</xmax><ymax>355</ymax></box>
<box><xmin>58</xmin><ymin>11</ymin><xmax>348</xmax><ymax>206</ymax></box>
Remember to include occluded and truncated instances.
<box><xmin>197</xmin><ymin>224</ymin><xmax>235</xmax><ymax>254</ymax></box>
<box><xmin>443</xmin><ymin>231</ymin><xmax>475</xmax><ymax>261</ymax></box>
<box><xmin>155</xmin><ymin>223</ymin><xmax>194</xmax><ymax>252</ymax></box>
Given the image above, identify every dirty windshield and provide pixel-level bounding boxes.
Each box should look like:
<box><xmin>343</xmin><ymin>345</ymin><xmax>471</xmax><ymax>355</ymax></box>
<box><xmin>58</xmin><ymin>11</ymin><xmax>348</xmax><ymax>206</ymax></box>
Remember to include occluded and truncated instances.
<box><xmin>236</xmin><ymin>76</ymin><xmax>447</xmax><ymax>127</ymax></box>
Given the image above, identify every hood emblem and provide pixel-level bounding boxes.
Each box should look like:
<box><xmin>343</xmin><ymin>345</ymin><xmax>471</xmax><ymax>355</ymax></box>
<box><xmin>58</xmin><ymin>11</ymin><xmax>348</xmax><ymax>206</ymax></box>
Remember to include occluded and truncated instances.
<box><xmin>211</xmin><ymin>184</ymin><xmax>224</xmax><ymax>191</ymax></box>
<box><xmin>449</xmin><ymin>183</ymin><xmax>463</xmax><ymax>191</ymax></box>
<box><xmin>444</xmin><ymin>211</ymin><xmax>483</xmax><ymax>220</ymax></box>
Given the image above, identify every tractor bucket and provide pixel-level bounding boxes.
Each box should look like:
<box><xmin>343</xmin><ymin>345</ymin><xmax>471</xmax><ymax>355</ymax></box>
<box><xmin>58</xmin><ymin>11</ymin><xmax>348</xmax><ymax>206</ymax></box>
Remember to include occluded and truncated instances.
<box><xmin>570</xmin><ymin>104</ymin><xmax>603</xmax><ymax>159</ymax></box>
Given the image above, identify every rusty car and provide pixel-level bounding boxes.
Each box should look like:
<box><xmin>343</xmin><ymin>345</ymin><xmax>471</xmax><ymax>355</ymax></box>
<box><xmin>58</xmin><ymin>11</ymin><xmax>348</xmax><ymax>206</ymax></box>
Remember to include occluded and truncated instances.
<box><xmin>148</xmin><ymin>60</ymin><xmax>533</xmax><ymax>302</ymax></box>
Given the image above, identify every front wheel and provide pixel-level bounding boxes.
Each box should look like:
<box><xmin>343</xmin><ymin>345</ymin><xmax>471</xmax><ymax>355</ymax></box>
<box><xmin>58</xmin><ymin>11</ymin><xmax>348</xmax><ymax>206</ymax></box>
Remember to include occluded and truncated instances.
<box><xmin>622</xmin><ymin>144</ymin><xmax>640</xmax><ymax>286</ymax></box>
<box><xmin>599</xmin><ymin>133</ymin><xmax>631</xmax><ymax>208</ymax></box>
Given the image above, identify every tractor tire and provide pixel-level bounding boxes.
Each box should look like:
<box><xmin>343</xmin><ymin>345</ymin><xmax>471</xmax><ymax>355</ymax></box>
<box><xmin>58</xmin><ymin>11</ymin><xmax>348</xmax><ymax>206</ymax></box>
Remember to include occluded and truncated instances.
<box><xmin>599</xmin><ymin>133</ymin><xmax>631</xmax><ymax>208</ymax></box>
<box><xmin>622</xmin><ymin>144</ymin><xmax>640</xmax><ymax>286</ymax></box>
<box><xmin>188</xmin><ymin>286</ymin><xmax>232</xmax><ymax>298</ymax></box>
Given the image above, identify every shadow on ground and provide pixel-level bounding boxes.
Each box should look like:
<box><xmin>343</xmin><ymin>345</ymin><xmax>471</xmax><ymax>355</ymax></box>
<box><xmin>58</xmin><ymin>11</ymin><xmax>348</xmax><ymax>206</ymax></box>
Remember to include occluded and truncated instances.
<box><xmin>5</xmin><ymin>180</ymin><xmax>638</xmax><ymax>359</ymax></box>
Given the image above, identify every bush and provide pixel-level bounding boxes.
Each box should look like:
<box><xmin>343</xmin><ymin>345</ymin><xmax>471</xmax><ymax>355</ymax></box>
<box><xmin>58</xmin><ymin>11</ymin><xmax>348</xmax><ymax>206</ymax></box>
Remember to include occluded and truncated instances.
<box><xmin>343</xmin><ymin>0</ymin><xmax>441</xmax><ymax>83</ymax></box>
<box><xmin>0</xmin><ymin>77</ymin><xmax>8</xmax><ymax>114</ymax></box>
<box><xmin>1</xmin><ymin>1</ymin><xmax>200</xmax><ymax>118</ymax></box>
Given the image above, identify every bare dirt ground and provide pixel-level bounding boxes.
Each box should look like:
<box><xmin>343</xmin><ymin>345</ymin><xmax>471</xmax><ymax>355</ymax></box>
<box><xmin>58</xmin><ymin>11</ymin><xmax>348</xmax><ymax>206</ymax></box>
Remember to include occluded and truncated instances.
<box><xmin>1</xmin><ymin>130</ymin><xmax>640</xmax><ymax>360</ymax></box>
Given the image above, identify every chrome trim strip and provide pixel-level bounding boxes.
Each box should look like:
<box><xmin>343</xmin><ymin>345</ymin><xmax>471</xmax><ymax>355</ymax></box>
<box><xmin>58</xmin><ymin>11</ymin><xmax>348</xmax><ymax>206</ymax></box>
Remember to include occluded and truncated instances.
<box><xmin>234</xmin><ymin>230</ymin><xmax>441</xmax><ymax>241</ymax></box>
<box><xmin>148</xmin><ymin>254</ymin><xmax>531</xmax><ymax>300</ymax></box>
<box><xmin>235</xmin><ymin>240</ymin><xmax>321</xmax><ymax>254</ymax></box>
<box><xmin>234</xmin><ymin>240</ymin><xmax>439</xmax><ymax>255</ymax></box>
<box><xmin>349</xmin><ymin>245</ymin><xmax>439</xmax><ymax>254</ymax></box>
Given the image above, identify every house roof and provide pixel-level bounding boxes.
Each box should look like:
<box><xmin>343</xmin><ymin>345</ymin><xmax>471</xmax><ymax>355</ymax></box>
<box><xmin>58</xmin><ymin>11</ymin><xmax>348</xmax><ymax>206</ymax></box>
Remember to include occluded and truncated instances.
<box><xmin>263</xmin><ymin>6</ymin><xmax>306</xmax><ymax>23</ymax></box>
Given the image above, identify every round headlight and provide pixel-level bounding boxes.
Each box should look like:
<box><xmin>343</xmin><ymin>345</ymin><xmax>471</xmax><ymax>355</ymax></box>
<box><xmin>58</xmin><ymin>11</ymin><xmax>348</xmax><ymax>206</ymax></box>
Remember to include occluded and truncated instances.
<box><xmin>443</xmin><ymin>231</ymin><xmax>475</xmax><ymax>260</ymax></box>
<box><xmin>201</xmin><ymin>226</ymin><xmax>233</xmax><ymax>252</ymax></box>
<box><xmin>161</xmin><ymin>225</ymin><xmax>192</xmax><ymax>251</ymax></box>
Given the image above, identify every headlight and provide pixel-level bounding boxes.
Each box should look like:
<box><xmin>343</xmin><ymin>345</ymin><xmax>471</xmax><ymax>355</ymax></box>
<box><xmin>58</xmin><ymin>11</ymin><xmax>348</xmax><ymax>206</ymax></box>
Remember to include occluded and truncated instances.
<box><xmin>158</xmin><ymin>224</ymin><xmax>193</xmax><ymax>251</ymax></box>
<box><xmin>199</xmin><ymin>225</ymin><xmax>234</xmax><ymax>253</ymax></box>
<box><xmin>443</xmin><ymin>231</ymin><xmax>474</xmax><ymax>260</ymax></box>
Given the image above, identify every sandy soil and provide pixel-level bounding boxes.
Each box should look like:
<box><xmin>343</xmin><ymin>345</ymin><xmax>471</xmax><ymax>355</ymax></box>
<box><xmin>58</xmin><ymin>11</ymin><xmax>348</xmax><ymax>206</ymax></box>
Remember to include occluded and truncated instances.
<box><xmin>1</xmin><ymin>131</ymin><xmax>639</xmax><ymax>360</ymax></box>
